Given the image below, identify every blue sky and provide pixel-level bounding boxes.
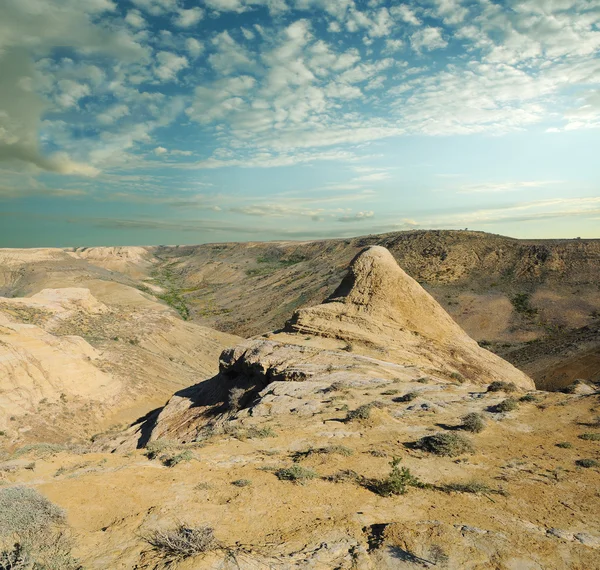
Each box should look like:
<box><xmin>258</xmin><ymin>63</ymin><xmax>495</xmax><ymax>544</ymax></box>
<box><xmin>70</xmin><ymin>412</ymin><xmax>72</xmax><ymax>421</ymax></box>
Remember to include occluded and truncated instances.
<box><xmin>0</xmin><ymin>0</ymin><xmax>599</xmax><ymax>247</ymax></box>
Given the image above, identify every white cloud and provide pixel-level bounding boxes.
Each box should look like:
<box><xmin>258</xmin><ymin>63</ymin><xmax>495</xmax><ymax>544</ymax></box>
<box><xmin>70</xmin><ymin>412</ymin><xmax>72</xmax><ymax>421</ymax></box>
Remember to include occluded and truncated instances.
<box><xmin>431</xmin><ymin>0</ymin><xmax>469</xmax><ymax>25</ymax></box>
<box><xmin>185</xmin><ymin>37</ymin><xmax>204</xmax><ymax>58</ymax></box>
<box><xmin>154</xmin><ymin>51</ymin><xmax>189</xmax><ymax>81</ymax></box>
<box><xmin>338</xmin><ymin>210</ymin><xmax>374</xmax><ymax>222</ymax></box>
<box><xmin>410</xmin><ymin>27</ymin><xmax>448</xmax><ymax>52</ymax></box>
<box><xmin>208</xmin><ymin>31</ymin><xmax>253</xmax><ymax>75</ymax></box>
<box><xmin>124</xmin><ymin>10</ymin><xmax>146</xmax><ymax>28</ymax></box>
<box><xmin>456</xmin><ymin>180</ymin><xmax>561</xmax><ymax>193</ymax></box>
<box><xmin>173</xmin><ymin>7</ymin><xmax>204</xmax><ymax>28</ymax></box>
<box><xmin>97</xmin><ymin>104</ymin><xmax>130</xmax><ymax>124</ymax></box>
<box><xmin>55</xmin><ymin>80</ymin><xmax>90</xmax><ymax>108</ymax></box>
<box><xmin>154</xmin><ymin>146</ymin><xmax>168</xmax><ymax>155</ymax></box>
<box><xmin>390</xmin><ymin>4</ymin><xmax>421</xmax><ymax>25</ymax></box>
<box><xmin>130</xmin><ymin>0</ymin><xmax>178</xmax><ymax>16</ymax></box>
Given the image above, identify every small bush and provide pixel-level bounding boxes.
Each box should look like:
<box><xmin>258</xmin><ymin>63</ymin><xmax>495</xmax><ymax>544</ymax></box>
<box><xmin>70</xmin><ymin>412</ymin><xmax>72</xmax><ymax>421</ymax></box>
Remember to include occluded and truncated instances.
<box><xmin>519</xmin><ymin>393</ymin><xmax>538</xmax><ymax>402</ymax></box>
<box><xmin>416</xmin><ymin>377</ymin><xmax>430</xmax><ymax>384</ymax></box>
<box><xmin>346</xmin><ymin>404</ymin><xmax>373</xmax><ymax>421</ymax></box>
<box><xmin>369</xmin><ymin>449</ymin><xmax>387</xmax><ymax>457</ymax></box>
<box><xmin>0</xmin><ymin>487</ymin><xmax>80</xmax><ymax>569</ymax></box>
<box><xmin>415</xmin><ymin>433</ymin><xmax>474</xmax><ymax>457</ymax></box>
<box><xmin>144</xmin><ymin>439</ymin><xmax>173</xmax><ymax>460</ymax></box>
<box><xmin>461</xmin><ymin>412</ymin><xmax>486</xmax><ymax>433</ymax></box>
<box><xmin>576</xmin><ymin>459</ymin><xmax>599</xmax><ymax>468</ymax></box>
<box><xmin>163</xmin><ymin>451</ymin><xmax>193</xmax><ymax>467</ymax></box>
<box><xmin>394</xmin><ymin>392</ymin><xmax>419</xmax><ymax>403</ymax></box>
<box><xmin>578</xmin><ymin>433</ymin><xmax>600</xmax><ymax>441</ymax></box>
<box><xmin>450</xmin><ymin>372</ymin><xmax>465</xmax><ymax>383</ymax></box>
<box><xmin>556</xmin><ymin>442</ymin><xmax>573</xmax><ymax>449</ymax></box>
<box><xmin>381</xmin><ymin>389</ymin><xmax>399</xmax><ymax>396</ymax></box>
<box><xmin>275</xmin><ymin>465</ymin><xmax>318</xmax><ymax>483</ymax></box>
<box><xmin>367</xmin><ymin>458</ymin><xmax>426</xmax><ymax>497</ymax></box>
<box><xmin>292</xmin><ymin>445</ymin><xmax>353</xmax><ymax>461</ymax></box>
<box><xmin>231</xmin><ymin>479</ymin><xmax>251</xmax><ymax>487</ymax></box>
<box><xmin>495</xmin><ymin>398</ymin><xmax>519</xmax><ymax>413</ymax></box>
<box><xmin>146</xmin><ymin>524</ymin><xmax>218</xmax><ymax>562</ymax></box>
<box><xmin>247</xmin><ymin>427</ymin><xmax>276</xmax><ymax>439</ymax></box>
<box><xmin>487</xmin><ymin>381</ymin><xmax>517</xmax><ymax>393</ymax></box>
<box><xmin>227</xmin><ymin>387</ymin><xmax>246</xmax><ymax>411</ymax></box>
<box><xmin>326</xmin><ymin>470</ymin><xmax>360</xmax><ymax>484</ymax></box>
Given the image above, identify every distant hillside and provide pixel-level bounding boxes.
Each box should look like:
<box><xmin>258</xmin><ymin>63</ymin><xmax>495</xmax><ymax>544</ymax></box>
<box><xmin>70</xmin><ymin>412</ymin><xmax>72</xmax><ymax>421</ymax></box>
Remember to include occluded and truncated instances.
<box><xmin>1</xmin><ymin>230</ymin><xmax>598</xmax><ymax>391</ymax></box>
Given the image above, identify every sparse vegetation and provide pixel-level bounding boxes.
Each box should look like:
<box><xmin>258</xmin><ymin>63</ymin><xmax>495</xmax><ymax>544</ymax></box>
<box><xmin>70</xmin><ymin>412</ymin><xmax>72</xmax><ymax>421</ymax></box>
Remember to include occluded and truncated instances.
<box><xmin>461</xmin><ymin>412</ymin><xmax>486</xmax><ymax>433</ymax></box>
<box><xmin>292</xmin><ymin>445</ymin><xmax>353</xmax><ymax>461</ymax></box>
<box><xmin>227</xmin><ymin>387</ymin><xmax>246</xmax><ymax>411</ymax></box>
<box><xmin>163</xmin><ymin>450</ymin><xmax>193</xmax><ymax>467</ymax></box>
<box><xmin>450</xmin><ymin>371</ymin><xmax>465</xmax><ymax>383</ymax></box>
<box><xmin>575</xmin><ymin>459</ymin><xmax>599</xmax><ymax>468</ymax></box>
<box><xmin>520</xmin><ymin>393</ymin><xmax>538</xmax><ymax>402</ymax></box>
<box><xmin>275</xmin><ymin>465</ymin><xmax>318</xmax><ymax>483</ymax></box>
<box><xmin>366</xmin><ymin>458</ymin><xmax>427</xmax><ymax>496</ymax></box>
<box><xmin>578</xmin><ymin>433</ymin><xmax>600</xmax><ymax>441</ymax></box>
<box><xmin>346</xmin><ymin>404</ymin><xmax>373</xmax><ymax>421</ymax></box>
<box><xmin>146</xmin><ymin>524</ymin><xmax>219</xmax><ymax>562</ymax></box>
<box><xmin>487</xmin><ymin>381</ymin><xmax>518</xmax><ymax>393</ymax></box>
<box><xmin>556</xmin><ymin>442</ymin><xmax>573</xmax><ymax>449</ymax></box>
<box><xmin>231</xmin><ymin>479</ymin><xmax>251</xmax><ymax>487</ymax></box>
<box><xmin>492</xmin><ymin>398</ymin><xmax>519</xmax><ymax>413</ymax></box>
<box><xmin>415</xmin><ymin>433</ymin><xmax>475</xmax><ymax>457</ymax></box>
<box><xmin>12</xmin><ymin>443</ymin><xmax>88</xmax><ymax>459</ymax></box>
<box><xmin>326</xmin><ymin>469</ymin><xmax>360</xmax><ymax>484</ymax></box>
<box><xmin>394</xmin><ymin>391</ymin><xmax>419</xmax><ymax>403</ymax></box>
<box><xmin>144</xmin><ymin>439</ymin><xmax>173</xmax><ymax>460</ymax></box>
<box><xmin>511</xmin><ymin>293</ymin><xmax>537</xmax><ymax>317</ymax></box>
<box><xmin>443</xmin><ymin>480</ymin><xmax>506</xmax><ymax>496</ymax></box>
<box><xmin>0</xmin><ymin>487</ymin><xmax>80</xmax><ymax>570</ymax></box>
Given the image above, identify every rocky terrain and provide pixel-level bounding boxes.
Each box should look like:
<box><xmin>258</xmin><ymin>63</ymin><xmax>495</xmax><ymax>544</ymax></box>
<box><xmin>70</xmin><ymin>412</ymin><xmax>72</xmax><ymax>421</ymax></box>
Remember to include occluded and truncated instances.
<box><xmin>0</xmin><ymin>234</ymin><xmax>599</xmax><ymax>569</ymax></box>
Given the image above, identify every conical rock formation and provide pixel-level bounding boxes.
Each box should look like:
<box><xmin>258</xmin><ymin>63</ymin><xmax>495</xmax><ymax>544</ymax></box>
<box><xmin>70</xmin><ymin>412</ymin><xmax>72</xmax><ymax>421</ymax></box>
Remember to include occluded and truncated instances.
<box><xmin>286</xmin><ymin>246</ymin><xmax>533</xmax><ymax>389</ymax></box>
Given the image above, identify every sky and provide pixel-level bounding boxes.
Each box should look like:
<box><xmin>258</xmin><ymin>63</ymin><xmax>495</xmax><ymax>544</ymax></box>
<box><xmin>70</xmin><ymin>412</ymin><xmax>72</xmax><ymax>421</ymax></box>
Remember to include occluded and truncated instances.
<box><xmin>0</xmin><ymin>0</ymin><xmax>599</xmax><ymax>247</ymax></box>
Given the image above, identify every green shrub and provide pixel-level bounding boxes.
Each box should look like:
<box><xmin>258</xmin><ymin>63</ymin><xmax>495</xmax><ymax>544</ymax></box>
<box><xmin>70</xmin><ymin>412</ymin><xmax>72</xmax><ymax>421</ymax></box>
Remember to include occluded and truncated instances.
<box><xmin>231</xmin><ymin>479</ymin><xmax>251</xmax><ymax>487</ymax></box>
<box><xmin>578</xmin><ymin>433</ymin><xmax>600</xmax><ymax>441</ymax></box>
<box><xmin>144</xmin><ymin>439</ymin><xmax>173</xmax><ymax>460</ymax></box>
<box><xmin>511</xmin><ymin>293</ymin><xmax>537</xmax><ymax>317</ymax></box>
<box><xmin>275</xmin><ymin>465</ymin><xmax>318</xmax><ymax>483</ymax></box>
<box><xmin>146</xmin><ymin>524</ymin><xmax>218</xmax><ymax>562</ymax></box>
<box><xmin>163</xmin><ymin>451</ymin><xmax>193</xmax><ymax>467</ymax></box>
<box><xmin>576</xmin><ymin>459</ymin><xmax>599</xmax><ymax>468</ymax></box>
<box><xmin>487</xmin><ymin>381</ymin><xmax>517</xmax><ymax>393</ymax></box>
<box><xmin>367</xmin><ymin>458</ymin><xmax>426</xmax><ymax>497</ymax></box>
<box><xmin>461</xmin><ymin>412</ymin><xmax>486</xmax><ymax>433</ymax></box>
<box><xmin>493</xmin><ymin>398</ymin><xmax>519</xmax><ymax>413</ymax></box>
<box><xmin>415</xmin><ymin>433</ymin><xmax>475</xmax><ymax>457</ymax></box>
<box><xmin>556</xmin><ymin>442</ymin><xmax>573</xmax><ymax>449</ymax></box>
<box><xmin>519</xmin><ymin>393</ymin><xmax>538</xmax><ymax>402</ymax></box>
